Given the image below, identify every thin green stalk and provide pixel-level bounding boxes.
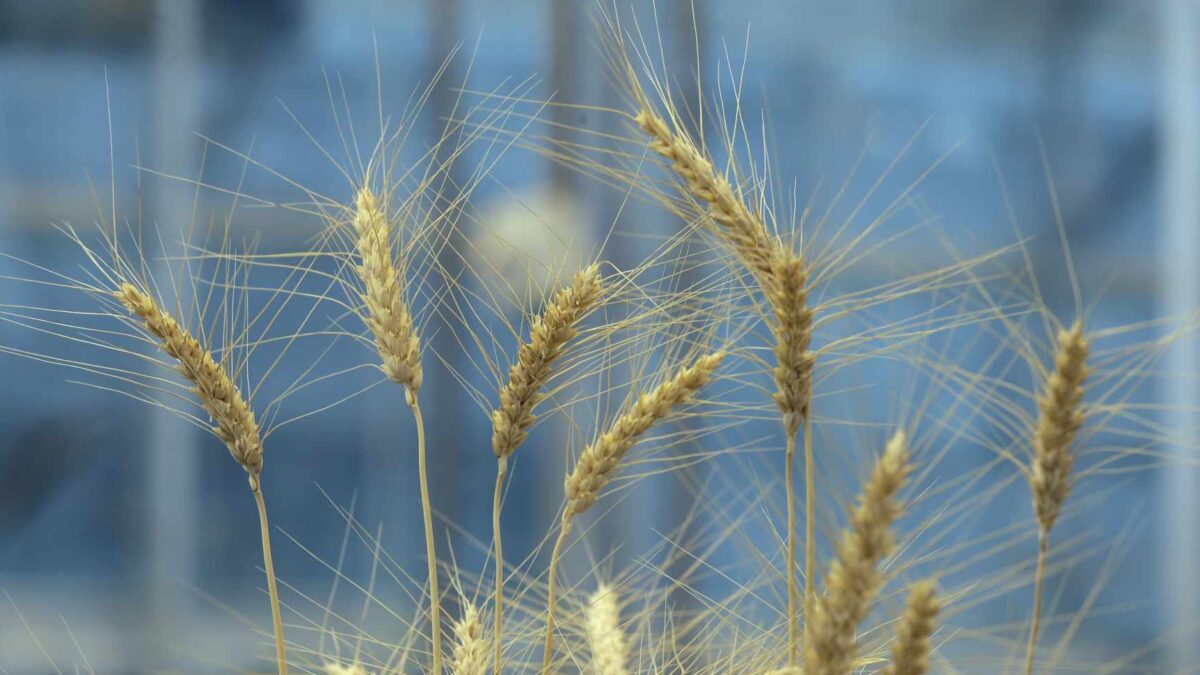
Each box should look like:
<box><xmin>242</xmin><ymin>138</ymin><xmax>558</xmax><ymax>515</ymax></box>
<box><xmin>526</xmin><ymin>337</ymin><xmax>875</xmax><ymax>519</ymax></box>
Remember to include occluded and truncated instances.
<box><xmin>1024</xmin><ymin>529</ymin><xmax>1049</xmax><ymax>675</ymax></box>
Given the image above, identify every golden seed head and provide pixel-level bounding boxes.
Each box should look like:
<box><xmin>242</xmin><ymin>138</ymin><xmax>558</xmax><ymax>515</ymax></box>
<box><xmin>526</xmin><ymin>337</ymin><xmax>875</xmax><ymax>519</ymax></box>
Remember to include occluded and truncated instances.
<box><xmin>1030</xmin><ymin>322</ymin><xmax>1090</xmax><ymax>532</ymax></box>
<box><xmin>449</xmin><ymin>602</ymin><xmax>488</xmax><ymax>675</ymax></box>
<box><xmin>806</xmin><ymin>430</ymin><xmax>911</xmax><ymax>675</ymax></box>
<box><xmin>880</xmin><ymin>579</ymin><xmax>940</xmax><ymax>675</ymax></box>
<box><xmin>586</xmin><ymin>585</ymin><xmax>629</xmax><ymax>675</ymax></box>
<box><xmin>564</xmin><ymin>351</ymin><xmax>725</xmax><ymax>518</ymax></box>
<box><xmin>115</xmin><ymin>282</ymin><xmax>264</xmax><ymax>478</ymax></box>
<box><xmin>353</xmin><ymin>187</ymin><xmax>423</xmax><ymax>400</ymax></box>
<box><xmin>766</xmin><ymin>249</ymin><xmax>815</xmax><ymax>435</ymax></box>
<box><xmin>492</xmin><ymin>264</ymin><xmax>603</xmax><ymax>458</ymax></box>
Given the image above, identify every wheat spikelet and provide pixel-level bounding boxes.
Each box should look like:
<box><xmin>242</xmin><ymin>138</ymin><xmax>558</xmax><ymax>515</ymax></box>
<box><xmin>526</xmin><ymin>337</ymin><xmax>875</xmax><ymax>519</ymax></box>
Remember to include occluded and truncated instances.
<box><xmin>634</xmin><ymin>106</ymin><xmax>775</xmax><ymax>283</ymax></box>
<box><xmin>115</xmin><ymin>282</ymin><xmax>264</xmax><ymax>478</ymax></box>
<box><xmin>805</xmin><ymin>430</ymin><xmax>911</xmax><ymax>675</ymax></box>
<box><xmin>586</xmin><ymin>585</ymin><xmax>629</xmax><ymax>675</ymax></box>
<box><xmin>1029</xmin><ymin>321</ymin><xmax>1090</xmax><ymax>532</ymax></box>
<box><xmin>492</xmin><ymin>264</ymin><xmax>603</xmax><ymax>458</ymax></box>
<box><xmin>450</xmin><ymin>602</ymin><xmax>489</xmax><ymax>675</ymax></box>
<box><xmin>767</xmin><ymin>249</ymin><xmax>816</xmax><ymax>435</ymax></box>
<box><xmin>353</xmin><ymin>186</ymin><xmax>422</xmax><ymax>402</ymax></box>
<box><xmin>880</xmin><ymin>580</ymin><xmax>939</xmax><ymax>675</ymax></box>
<box><xmin>564</xmin><ymin>351</ymin><xmax>725</xmax><ymax>518</ymax></box>
<box><xmin>322</xmin><ymin>663</ymin><xmax>373</xmax><ymax>675</ymax></box>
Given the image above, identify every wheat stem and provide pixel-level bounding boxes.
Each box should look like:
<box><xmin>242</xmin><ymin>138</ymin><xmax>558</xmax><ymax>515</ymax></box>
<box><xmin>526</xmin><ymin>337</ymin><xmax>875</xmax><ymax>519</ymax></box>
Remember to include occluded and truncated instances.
<box><xmin>802</xmin><ymin>414</ymin><xmax>815</xmax><ymax>668</ymax></box>
<box><xmin>253</xmin><ymin>479</ymin><xmax>288</xmax><ymax>675</ymax></box>
<box><xmin>542</xmin><ymin>521</ymin><xmax>572</xmax><ymax>675</ymax></box>
<box><xmin>412</xmin><ymin>401</ymin><xmax>442</xmax><ymax>674</ymax></box>
<box><xmin>492</xmin><ymin>455</ymin><xmax>507</xmax><ymax>674</ymax></box>
<box><xmin>785</xmin><ymin>431</ymin><xmax>798</xmax><ymax>665</ymax></box>
<box><xmin>1024</xmin><ymin>529</ymin><xmax>1049</xmax><ymax>675</ymax></box>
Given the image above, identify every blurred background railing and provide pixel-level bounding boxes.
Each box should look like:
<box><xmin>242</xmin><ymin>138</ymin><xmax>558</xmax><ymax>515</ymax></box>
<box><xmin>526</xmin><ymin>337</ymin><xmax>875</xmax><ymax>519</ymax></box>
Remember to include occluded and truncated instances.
<box><xmin>0</xmin><ymin>0</ymin><xmax>1196</xmax><ymax>671</ymax></box>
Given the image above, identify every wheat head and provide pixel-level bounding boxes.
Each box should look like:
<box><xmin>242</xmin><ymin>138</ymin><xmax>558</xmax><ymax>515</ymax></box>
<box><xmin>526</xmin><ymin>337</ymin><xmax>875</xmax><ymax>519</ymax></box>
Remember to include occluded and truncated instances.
<box><xmin>115</xmin><ymin>282</ymin><xmax>264</xmax><ymax>479</ymax></box>
<box><xmin>492</xmin><ymin>264</ymin><xmax>603</xmax><ymax>459</ymax></box>
<box><xmin>880</xmin><ymin>580</ymin><xmax>939</xmax><ymax>675</ymax></box>
<box><xmin>1030</xmin><ymin>321</ymin><xmax>1089</xmax><ymax>533</ymax></box>
<box><xmin>586</xmin><ymin>585</ymin><xmax>629</xmax><ymax>675</ymax></box>
<box><xmin>564</xmin><ymin>351</ymin><xmax>725</xmax><ymax>518</ymax></box>
<box><xmin>450</xmin><ymin>602</ymin><xmax>488</xmax><ymax>675</ymax></box>
<box><xmin>806</xmin><ymin>430</ymin><xmax>911</xmax><ymax>675</ymax></box>
<box><xmin>353</xmin><ymin>186</ymin><xmax>423</xmax><ymax>403</ymax></box>
<box><xmin>767</xmin><ymin>249</ymin><xmax>816</xmax><ymax>435</ymax></box>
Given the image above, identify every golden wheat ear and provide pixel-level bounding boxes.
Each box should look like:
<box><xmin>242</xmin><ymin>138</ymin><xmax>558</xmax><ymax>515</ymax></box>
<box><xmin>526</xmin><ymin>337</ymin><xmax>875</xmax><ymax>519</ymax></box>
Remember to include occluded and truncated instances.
<box><xmin>880</xmin><ymin>580</ymin><xmax>939</xmax><ymax>675</ymax></box>
<box><xmin>805</xmin><ymin>430</ymin><xmax>911</xmax><ymax>675</ymax></box>
<box><xmin>113</xmin><ymin>281</ymin><xmax>287</xmax><ymax>674</ymax></box>
<box><xmin>586</xmin><ymin>585</ymin><xmax>630</xmax><ymax>675</ymax></box>
<box><xmin>449</xmin><ymin>601</ymin><xmax>489</xmax><ymax>675</ymax></box>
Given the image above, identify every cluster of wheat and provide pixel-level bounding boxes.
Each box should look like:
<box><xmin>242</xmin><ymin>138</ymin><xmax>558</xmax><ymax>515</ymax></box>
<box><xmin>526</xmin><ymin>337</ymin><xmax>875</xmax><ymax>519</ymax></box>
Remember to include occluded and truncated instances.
<box><xmin>1</xmin><ymin>7</ymin><xmax>1195</xmax><ymax>675</ymax></box>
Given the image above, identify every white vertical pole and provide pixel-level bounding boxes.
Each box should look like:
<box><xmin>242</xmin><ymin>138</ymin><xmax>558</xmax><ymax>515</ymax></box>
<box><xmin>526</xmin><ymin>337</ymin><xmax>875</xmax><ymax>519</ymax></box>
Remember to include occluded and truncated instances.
<box><xmin>149</xmin><ymin>0</ymin><xmax>201</xmax><ymax>661</ymax></box>
<box><xmin>1159</xmin><ymin>0</ymin><xmax>1200</xmax><ymax>669</ymax></box>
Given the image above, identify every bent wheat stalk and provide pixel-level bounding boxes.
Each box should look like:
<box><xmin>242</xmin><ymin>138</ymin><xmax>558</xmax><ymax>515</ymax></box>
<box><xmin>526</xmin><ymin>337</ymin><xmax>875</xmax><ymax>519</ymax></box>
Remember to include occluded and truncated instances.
<box><xmin>491</xmin><ymin>264</ymin><xmax>602</xmax><ymax>674</ymax></box>
<box><xmin>586</xmin><ymin>585</ymin><xmax>629</xmax><ymax>675</ymax></box>
<box><xmin>635</xmin><ymin>98</ymin><xmax>815</xmax><ymax>666</ymax></box>
<box><xmin>351</xmin><ymin>187</ymin><xmax>439</xmax><ymax>671</ymax></box>
<box><xmin>881</xmin><ymin>580</ymin><xmax>939</xmax><ymax>675</ymax></box>
<box><xmin>541</xmin><ymin>352</ymin><xmax>725</xmax><ymax>674</ymax></box>
<box><xmin>115</xmin><ymin>282</ymin><xmax>287</xmax><ymax>674</ymax></box>
<box><xmin>1024</xmin><ymin>322</ymin><xmax>1089</xmax><ymax>675</ymax></box>
<box><xmin>805</xmin><ymin>430</ymin><xmax>911</xmax><ymax>675</ymax></box>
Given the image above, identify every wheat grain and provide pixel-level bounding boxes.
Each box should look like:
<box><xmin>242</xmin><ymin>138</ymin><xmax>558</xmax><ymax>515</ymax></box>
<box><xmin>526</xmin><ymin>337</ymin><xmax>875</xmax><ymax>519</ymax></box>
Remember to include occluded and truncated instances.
<box><xmin>805</xmin><ymin>430</ymin><xmax>911</xmax><ymax>675</ymax></box>
<box><xmin>564</xmin><ymin>351</ymin><xmax>725</xmax><ymax>517</ymax></box>
<box><xmin>634</xmin><ymin>106</ymin><xmax>775</xmax><ymax>283</ymax></box>
<box><xmin>492</xmin><ymin>263</ymin><xmax>603</xmax><ymax>459</ymax></box>
<box><xmin>1029</xmin><ymin>321</ymin><xmax>1090</xmax><ymax>533</ymax></box>
<box><xmin>880</xmin><ymin>580</ymin><xmax>939</xmax><ymax>675</ymax></box>
<box><xmin>450</xmin><ymin>602</ymin><xmax>488</xmax><ymax>675</ymax></box>
<box><xmin>586</xmin><ymin>585</ymin><xmax>629</xmax><ymax>675</ymax></box>
<box><xmin>353</xmin><ymin>187</ymin><xmax>422</xmax><ymax>403</ymax></box>
<box><xmin>116</xmin><ymin>282</ymin><xmax>263</xmax><ymax>477</ymax></box>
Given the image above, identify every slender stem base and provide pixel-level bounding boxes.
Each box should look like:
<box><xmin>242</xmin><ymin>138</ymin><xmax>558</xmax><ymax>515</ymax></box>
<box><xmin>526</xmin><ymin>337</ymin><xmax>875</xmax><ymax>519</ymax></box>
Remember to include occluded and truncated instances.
<box><xmin>1025</xmin><ymin>529</ymin><xmax>1049</xmax><ymax>675</ymax></box>
<box><xmin>493</xmin><ymin>455</ymin><xmax>508</xmax><ymax>675</ymax></box>
<box><xmin>251</xmin><ymin>477</ymin><xmax>288</xmax><ymax>675</ymax></box>
<box><xmin>803</xmin><ymin>414</ymin><xmax>815</xmax><ymax>664</ymax></box>
<box><xmin>785</xmin><ymin>431</ymin><xmax>798</xmax><ymax>665</ymax></box>
<box><xmin>542</xmin><ymin>519</ymin><xmax>572</xmax><ymax>675</ymax></box>
<box><xmin>411</xmin><ymin>400</ymin><xmax>443</xmax><ymax>674</ymax></box>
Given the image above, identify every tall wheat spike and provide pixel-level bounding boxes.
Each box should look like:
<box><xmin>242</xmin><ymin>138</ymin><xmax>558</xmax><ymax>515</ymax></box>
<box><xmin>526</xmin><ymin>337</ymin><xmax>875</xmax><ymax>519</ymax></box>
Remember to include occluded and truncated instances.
<box><xmin>115</xmin><ymin>282</ymin><xmax>287</xmax><ymax>674</ymax></box>
<box><xmin>350</xmin><ymin>186</ymin><xmax>440</xmax><ymax>672</ymax></box>
<box><xmin>542</xmin><ymin>351</ymin><xmax>725</xmax><ymax>674</ymax></box>
<box><xmin>805</xmin><ymin>430</ymin><xmax>911</xmax><ymax>675</ymax></box>
<box><xmin>490</xmin><ymin>264</ymin><xmax>603</xmax><ymax>673</ymax></box>
<box><xmin>634</xmin><ymin>95</ymin><xmax>815</xmax><ymax>666</ymax></box>
<box><xmin>880</xmin><ymin>580</ymin><xmax>939</xmax><ymax>675</ymax></box>
<box><xmin>586</xmin><ymin>585</ymin><xmax>629</xmax><ymax>675</ymax></box>
<box><xmin>1024</xmin><ymin>321</ymin><xmax>1089</xmax><ymax>675</ymax></box>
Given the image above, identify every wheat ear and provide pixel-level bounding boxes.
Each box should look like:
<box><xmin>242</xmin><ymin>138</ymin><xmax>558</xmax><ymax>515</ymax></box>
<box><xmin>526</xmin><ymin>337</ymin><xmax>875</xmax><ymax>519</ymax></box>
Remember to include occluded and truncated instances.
<box><xmin>805</xmin><ymin>430</ymin><xmax>911</xmax><ymax>675</ymax></box>
<box><xmin>586</xmin><ymin>585</ymin><xmax>629</xmax><ymax>675</ymax></box>
<box><xmin>115</xmin><ymin>282</ymin><xmax>287</xmax><ymax>674</ymax></box>
<box><xmin>351</xmin><ymin>187</ymin><xmax>440</xmax><ymax>672</ymax></box>
<box><xmin>1024</xmin><ymin>321</ymin><xmax>1089</xmax><ymax>675</ymax></box>
<box><xmin>542</xmin><ymin>352</ymin><xmax>725</xmax><ymax>674</ymax></box>
<box><xmin>449</xmin><ymin>602</ymin><xmax>489</xmax><ymax>675</ymax></box>
<box><xmin>635</xmin><ymin>103</ymin><xmax>815</xmax><ymax>666</ymax></box>
<box><xmin>491</xmin><ymin>264</ymin><xmax>603</xmax><ymax>674</ymax></box>
<box><xmin>881</xmin><ymin>580</ymin><xmax>939</xmax><ymax>675</ymax></box>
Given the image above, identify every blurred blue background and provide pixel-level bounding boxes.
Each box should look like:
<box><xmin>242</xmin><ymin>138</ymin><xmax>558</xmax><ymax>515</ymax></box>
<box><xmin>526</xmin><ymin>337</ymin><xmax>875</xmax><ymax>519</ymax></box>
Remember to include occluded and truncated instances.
<box><xmin>0</xmin><ymin>0</ymin><xmax>1196</xmax><ymax>671</ymax></box>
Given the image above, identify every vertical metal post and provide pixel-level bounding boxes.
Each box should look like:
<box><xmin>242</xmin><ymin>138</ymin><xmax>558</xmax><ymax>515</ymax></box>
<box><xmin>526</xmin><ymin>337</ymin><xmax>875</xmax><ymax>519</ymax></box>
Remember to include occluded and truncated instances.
<box><xmin>1159</xmin><ymin>0</ymin><xmax>1200</xmax><ymax>669</ymax></box>
<box><xmin>148</xmin><ymin>0</ymin><xmax>201</xmax><ymax>662</ymax></box>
